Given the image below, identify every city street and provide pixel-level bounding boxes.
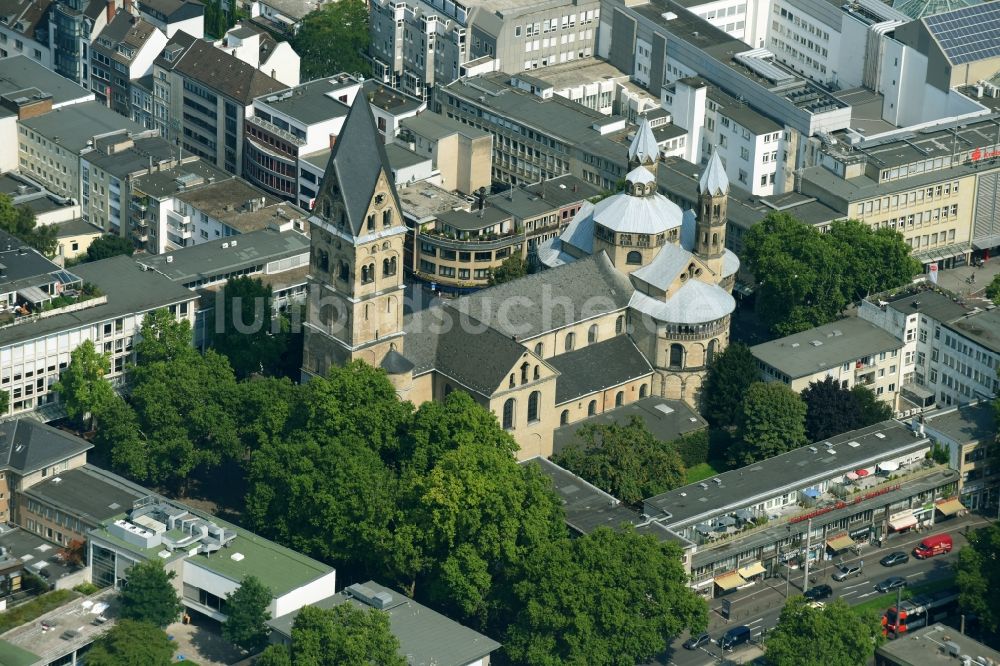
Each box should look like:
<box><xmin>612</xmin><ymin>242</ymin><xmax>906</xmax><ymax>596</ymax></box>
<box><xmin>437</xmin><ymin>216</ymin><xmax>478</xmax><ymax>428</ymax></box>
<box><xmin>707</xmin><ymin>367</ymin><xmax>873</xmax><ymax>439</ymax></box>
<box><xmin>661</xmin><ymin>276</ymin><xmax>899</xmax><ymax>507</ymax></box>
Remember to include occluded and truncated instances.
<box><xmin>652</xmin><ymin>513</ymin><xmax>993</xmax><ymax>666</ymax></box>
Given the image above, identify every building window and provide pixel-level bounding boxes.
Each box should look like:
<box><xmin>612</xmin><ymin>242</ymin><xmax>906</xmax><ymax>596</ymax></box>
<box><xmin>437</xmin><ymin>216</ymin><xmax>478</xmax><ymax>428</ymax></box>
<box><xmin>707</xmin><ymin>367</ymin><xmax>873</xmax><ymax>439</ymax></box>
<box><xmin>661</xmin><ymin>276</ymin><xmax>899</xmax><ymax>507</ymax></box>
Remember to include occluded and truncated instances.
<box><xmin>502</xmin><ymin>398</ymin><xmax>515</xmax><ymax>429</ymax></box>
<box><xmin>588</xmin><ymin>324</ymin><xmax>598</xmax><ymax>344</ymax></box>
<box><xmin>615</xmin><ymin>315</ymin><xmax>625</xmax><ymax>334</ymax></box>
<box><xmin>528</xmin><ymin>391</ymin><xmax>540</xmax><ymax>422</ymax></box>
<box><xmin>564</xmin><ymin>332</ymin><xmax>576</xmax><ymax>352</ymax></box>
<box><xmin>560</xmin><ymin>409</ymin><xmax>569</xmax><ymax>425</ymax></box>
<box><xmin>669</xmin><ymin>343</ymin><xmax>684</xmax><ymax>369</ymax></box>
<box><xmin>706</xmin><ymin>339</ymin><xmax>718</xmax><ymax>365</ymax></box>
<box><xmin>615</xmin><ymin>391</ymin><xmax>624</xmax><ymax>407</ymax></box>
<box><xmin>639</xmin><ymin>384</ymin><xmax>648</xmax><ymax>398</ymax></box>
<box><xmin>587</xmin><ymin>399</ymin><xmax>597</xmax><ymax>416</ymax></box>
<box><xmin>626</xmin><ymin>250</ymin><xmax>642</xmax><ymax>264</ymax></box>
<box><xmin>534</xmin><ymin>342</ymin><xmax>543</xmax><ymax>356</ymax></box>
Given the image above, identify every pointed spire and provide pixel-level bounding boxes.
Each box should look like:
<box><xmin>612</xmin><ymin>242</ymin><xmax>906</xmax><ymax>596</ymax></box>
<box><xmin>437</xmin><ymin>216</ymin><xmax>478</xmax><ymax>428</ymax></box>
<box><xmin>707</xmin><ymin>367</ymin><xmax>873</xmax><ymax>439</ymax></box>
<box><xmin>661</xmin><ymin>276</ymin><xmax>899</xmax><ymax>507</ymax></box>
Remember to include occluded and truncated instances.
<box><xmin>698</xmin><ymin>150</ymin><xmax>729</xmax><ymax>196</ymax></box>
<box><xmin>628</xmin><ymin>116</ymin><xmax>659</xmax><ymax>165</ymax></box>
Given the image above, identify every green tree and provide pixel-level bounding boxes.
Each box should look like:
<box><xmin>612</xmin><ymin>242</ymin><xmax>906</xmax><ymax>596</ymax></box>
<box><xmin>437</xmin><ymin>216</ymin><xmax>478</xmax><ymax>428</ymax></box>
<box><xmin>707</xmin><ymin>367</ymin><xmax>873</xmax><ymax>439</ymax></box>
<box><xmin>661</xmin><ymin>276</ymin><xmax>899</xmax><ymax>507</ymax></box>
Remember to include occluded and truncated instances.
<box><xmin>92</xmin><ymin>397</ymin><xmax>147</xmax><ymax>478</ymax></box>
<box><xmin>0</xmin><ymin>195</ymin><xmax>57</xmax><ymax>256</ymax></box>
<box><xmin>745</xmin><ymin>213</ymin><xmax>919</xmax><ymax>335</ymax></box>
<box><xmin>86</xmin><ymin>620</ymin><xmax>175</xmax><ymax>666</ymax></box>
<box><xmin>289</xmin><ymin>604</ymin><xmax>404</xmax><ymax>666</ymax></box>
<box><xmin>293</xmin><ymin>0</ymin><xmax>370</xmax><ymax>80</ymax></box>
<box><xmin>505</xmin><ymin>527</ymin><xmax>707</xmax><ymax>666</ymax></box>
<box><xmin>849</xmin><ymin>384</ymin><xmax>893</xmax><ymax>426</ymax></box>
<box><xmin>223</xmin><ymin>576</ymin><xmax>273</xmax><ymax>654</ymax></box>
<box><xmin>134</xmin><ymin>309</ymin><xmax>195</xmax><ymax>365</ymax></box>
<box><xmin>551</xmin><ymin>417</ymin><xmax>686</xmax><ymax>505</ymax></box>
<box><xmin>256</xmin><ymin>645</ymin><xmax>293</xmax><ymax>666</ymax></box>
<box><xmin>488</xmin><ymin>254</ymin><xmax>528</xmax><ymax>286</ymax></box>
<box><xmin>85</xmin><ymin>234</ymin><xmax>134</xmax><ymax>262</ymax></box>
<box><xmin>119</xmin><ymin>560</ymin><xmax>184</xmax><ymax>627</ymax></box>
<box><xmin>764</xmin><ymin>597</ymin><xmax>884</xmax><ymax>666</ymax></box>
<box><xmin>987</xmin><ymin>273</ymin><xmax>1000</xmax><ymax>306</ymax></box>
<box><xmin>735</xmin><ymin>382</ymin><xmax>807</xmax><ymax>465</ymax></box>
<box><xmin>802</xmin><ymin>376</ymin><xmax>860</xmax><ymax>441</ymax></box>
<box><xmin>52</xmin><ymin>340</ymin><xmax>116</xmax><ymax>429</ymax></box>
<box><xmin>699</xmin><ymin>343</ymin><xmax>759</xmax><ymax>428</ymax></box>
<box><xmin>213</xmin><ymin>276</ymin><xmax>287</xmax><ymax>378</ymax></box>
<box><xmin>956</xmin><ymin>522</ymin><xmax>1000</xmax><ymax>633</ymax></box>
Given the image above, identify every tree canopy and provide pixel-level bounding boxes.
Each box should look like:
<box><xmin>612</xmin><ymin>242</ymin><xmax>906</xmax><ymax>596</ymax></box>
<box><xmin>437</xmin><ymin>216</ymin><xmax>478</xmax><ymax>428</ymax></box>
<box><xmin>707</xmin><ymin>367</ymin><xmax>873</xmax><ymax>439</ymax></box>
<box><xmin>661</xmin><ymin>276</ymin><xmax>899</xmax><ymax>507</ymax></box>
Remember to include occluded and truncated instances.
<box><xmin>85</xmin><ymin>234</ymin><xmax>134</xmax><ymax>262</ymax></box>
<box><xmin>735</xmin><ymin>382</ymin><xmax>808</xmax><ymax>465</ymax></box>
<box><xmin>699</xmin><ymin>343</ymin><xmax>758</xmax><ymax>428</ymax></box>
<box><xmin>505</xmin><ymin>527</ymin><xmax>708</xmax><ymax>666</ymax></box>
<box><xmin>488</xmin><ymin>254</ymin><xmax>528</xmax><ymax>286</ymax></box>
<box><xmin>223</xmin><ymin>576</ymin><xmax>273</xmax><ymax>654</ymax></box>
<box><xmin>802</xmin><ymin>377</ymin><xmax>892</xmax><ymax>441</ymax></box>
<box><xmin>0</xmin><ymin>195</ymin><xmax>57</xmax><ymax>256</ymax></box>
<box><xmin>744</xmin><ymin>213</ymin><xmax>920</xmax><ymax>335</ymax></box>
<box><xmin>213</xmin><ymin>276</ymin><xmax>288</xmax><ymax>378</ymax></box>
<box><xmin>551</xmin><ymin>417</ymin><xmax>686</xmax><ymax>505</ymax></box>
<box><xmin>956</xmin><ymin>522</ymin><xmax>1000</xmax><ymax>633</ymax></box>
<box><xmin>293</xmin><ymin>0</ymin><xmax>370</xmax><ymax>80</ymax></box>
<box><xmin>259</xmin><ymin>604</ymin><xmax>404</xmax><ymax>666</ymax></box>
<box><xmin>119</xmin><ymin>560</ymin><xmax>184</xmax><ymax>627</ymax></box>
<box><xmin>52</xmin><ymin>339</ymin><xmax>116</xmax><ymax>429</ymax></box>
<box><xmin>764</xmin><ymin>597</ymin><xmax>884</xmax><ymax>666</ymax></box>
<box><xmin>985</xmin><ymin>273</ymin><xmax>1000</xmax><ymax>306</ymax></box>
<box><xmin>86</xmin><ymin>620</ymin><xmax>175</xmax><ymax>666</ymax></box>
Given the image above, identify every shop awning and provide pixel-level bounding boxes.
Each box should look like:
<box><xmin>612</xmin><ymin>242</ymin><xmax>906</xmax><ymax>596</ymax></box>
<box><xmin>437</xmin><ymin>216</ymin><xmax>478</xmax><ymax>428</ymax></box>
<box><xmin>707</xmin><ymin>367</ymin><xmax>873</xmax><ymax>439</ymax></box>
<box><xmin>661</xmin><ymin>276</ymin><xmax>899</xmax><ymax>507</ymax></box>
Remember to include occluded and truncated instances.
<box><xmin>878</xmin><ymin>461</ymin><xmax>900</xmax><ymax>473</ymax></box>
<box><xmin>936</xmin><ymin>498</ymin><xmax>966</xmax><ymax>516</ymax></box>
<box><xmin>714</xmin><ymin>572</ymin><xmax>745</xmax><ymax>591</ymax></box>
<box><xmin>855</xmin><ymin>469</ymin><xmax>871</xmax><ymax>477</ymax></box>
<box><xmin>827</xmin><ymin>534</ymin><xmax>856</xmax><ymax>551</ymax></box>
<box><xmin>889</xmin><ymin>513</ymin><xmax>918</xmax><ymax>531</ymax></box>
<box><xmin>738</xmin><ymin>562</ymin><xmax>766</xmax><ymax>579</ymax></box>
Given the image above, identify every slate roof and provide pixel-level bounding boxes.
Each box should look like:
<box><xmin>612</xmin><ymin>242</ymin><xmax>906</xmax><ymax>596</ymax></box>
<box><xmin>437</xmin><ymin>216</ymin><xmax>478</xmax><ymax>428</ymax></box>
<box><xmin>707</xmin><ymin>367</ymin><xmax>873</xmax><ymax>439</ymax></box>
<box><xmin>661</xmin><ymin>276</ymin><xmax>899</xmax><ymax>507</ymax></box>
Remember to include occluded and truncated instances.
<box><xmin>0</xmin><ymin>420</ymin><xmax>91</xmax><ymax>475</ymax></box>
<box><xmin>404</xmin><ymin>305</ymin><xmax>533</xmax><ymax>397</ymax></box>
<box><xmin>23</xmin><ymin>464</ymin><xmax>147</xmax><ymax>525</ymax></box>
<box><xmin>629</xmin><ymin>280</ymin><xmax>735</xmax><ymax>325</ymax></box>
<box><xmin>698</xmin><ymin>150</ymin><xmax>729</xmax><ymax>196</ymax></box>
<box><xmin>628</xmin><ymin>117</ymin><xmax>659</xmax><ymax>165</ymax></box>
<box><xmin>452</xmin><ymin>252</ymin><xmax>633</xmax><ymax>340</ymax></box>
<box><xmin>632</xmin><ymin>243</ymin><xmax>696</xmax><ymax>291</ymax></box>
<box><xmin>558</xmin><ymin>201</ymin><xmax>595</xmax><ymax>255</ymax></box>
<box><xmin>590</xmin><ymin>189</ymin><xmax>684</xmax><ymax>235</ymax></box>
<box><xmin>548</xmin><ymin>335</ymin><xmax>652</xmax><ymax>404</ymax></box>
<box><xmin>316</xmin><ymin>94</ymin><xmax>403</xmax><ymax>238</ymax></box>
<box><xmin>171</xmin><ymin>38</ymin><xmax>283</xmax><ymax>104</ymax></box>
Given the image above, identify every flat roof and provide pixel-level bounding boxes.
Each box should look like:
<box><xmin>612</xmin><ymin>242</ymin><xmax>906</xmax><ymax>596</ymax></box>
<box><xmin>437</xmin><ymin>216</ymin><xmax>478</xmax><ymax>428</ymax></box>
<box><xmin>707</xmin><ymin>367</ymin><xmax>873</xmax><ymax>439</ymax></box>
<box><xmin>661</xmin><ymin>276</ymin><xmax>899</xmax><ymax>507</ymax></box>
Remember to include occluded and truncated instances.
<box><xmin>552</xmin><ymin>397</ymin><xmax>706</xmax><ymax>455</ymax></box>
<box><xmin>705</xmin><ymin>86</ymin><xmax>781</xmax><ymax>135</ymax></box>
<box><xmin>268</xmin><ymin>581</ymin><xmax>500</xmax><ymax>664</ymax></box>
<box><xmin>0</xmin><ymin>55</ymin><xmax>91</xmax><ymax>111</ymax></box>
<box><xmin>944</xmin><ymin>308</ymin><xmax>1000</xmax><ymax>354</ymax></box>
<box><xmin>255</xmin><ymin>75</ymin><xmax>354</xmax><ymax>125</ymax></box>
<box><xmin>136</xmin><ymin>228</ymin><xmax>309</xmax><ymax>284</ymax></box>
<box><xmin>132</xmin><ymin>159</ymin><xmax>231</xmax><ymax>199</ymax></box>
<box><xmin>527</xmin><ymin>57</ymin><xmax>631</xmax><ymax>90</ymax></box>
<box><xmin>363</xmin><ymin>79</ymin><xmax>423</xmax><ymax>115</ymax></box>
<box><xmin>0</xmin><ymin>526</ymin><xmax>78</xmax><ymax>585</ymax></box>
<box><xmin>175</xmin><ymin>179</ymin><xmax>305</xmax><ymax>234</ymax></box>
<box><xmin>23</xmin><ymin>465</ymin><xmax>147</xmax><ymax>526</ymax></box>
<box><xmin>401</xmin><ymin>111</ymin><xmax>490</xmax><ymax>142</ymax></box>
<box><xmin>488</xmin><ymin>175</ymin><xmax>602</xmax><ymax>220</ymax></box>
<box><xmin>435</xmin><ymin>206</ymin><xmax>511</xmax><ymax>232</ymax></box>
<box><xmin>81</xmin><ymin>137</ymin><xmax>177</xmax><ymax>179</ymax></box>
<box><xmin>19</xmin><ymin>101</ymin><xmax>147</xmax><ymax>152</ymax></box>
<box><xmin>0</xmin><ymin>255</ymin><xmax>196</xmax><ymax>347</ymax></box>
<box><xmin>644</xmin><ymin>419</ymin><xmax>930</xmax><ymax>528</ymax></box>
<box><xmin>876</xmin><ymin>623</ymin><xmax>1000</xmax><ymax>665</ymax></box>
<box><xmin>396</xmin><ymin>182</ymin><xmax>469</xmax><ymax>222</ymax></box>
<box><xmin>385</xmin><ymin>143</ymin><xmax>429</xmax><ymax>171</ymax></box>
<box><xmin>882</xmin><ymin>289</ymin><xmax>970</xmax><ymax>323</ymax></box>
<box><xmin>751</xmin><ymin>317</ymin><xmax>903</xmax><ymax>379</ymax></box>
<box><xmin>0</xmin><ymin>588</ymin><xmax>118</xmax><ymax>665</ymax></box>
<box><xmin>922</xmin><ymin>401</ymin><xmax>996</xmax><ymax>445</ymax></box>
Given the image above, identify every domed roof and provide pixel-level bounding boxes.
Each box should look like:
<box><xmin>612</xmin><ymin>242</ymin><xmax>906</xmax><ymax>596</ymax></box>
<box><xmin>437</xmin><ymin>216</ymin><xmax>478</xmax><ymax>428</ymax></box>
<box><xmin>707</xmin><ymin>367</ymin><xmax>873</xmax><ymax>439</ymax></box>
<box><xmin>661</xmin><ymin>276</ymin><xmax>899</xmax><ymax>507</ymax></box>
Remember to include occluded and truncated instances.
<box><xmin>625</xmin><ymin>165</ymin><xmax>656</xmax><ymax>186</ymax></box>
<box><xmin>722</xmin><ymin>249</ymin><xmax>740</xmax><ymax>278</ymax></box>
<box><xmin>591</xmin><ymin>189</ymin><xmax>684</xmax><ymax>235</ymax></box>
<box><xmin>629</xmin><ymin>279</ymin><xmax>735</xmax><ymax>324</ymax></box>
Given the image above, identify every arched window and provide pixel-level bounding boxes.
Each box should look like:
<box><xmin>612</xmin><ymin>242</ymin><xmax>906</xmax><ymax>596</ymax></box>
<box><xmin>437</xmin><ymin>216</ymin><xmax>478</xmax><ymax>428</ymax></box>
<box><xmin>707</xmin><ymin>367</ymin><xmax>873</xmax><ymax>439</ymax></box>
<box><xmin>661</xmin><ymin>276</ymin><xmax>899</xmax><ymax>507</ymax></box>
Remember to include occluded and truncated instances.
<box><xmin>361</xmin><ymin>265</ymin><xmax>370</xmax><ymax>283</ymax></box>
<box><xmin>323</xmin><ymin>200</ymin><xmax>331</xmax><ymax>218</ymax></box>
<box><xmin>588</xmin><ymin>324</ymin><xmax>598</xmax><ymax>344</ymax></box>
<box><xmin>615</xmin><ymin>391</ymin><xmax>624</xmax><ymax>407</ymax></box>
<box><xmin>587</xmin><ymin>400</ymin><xmax>597</xmax><ymax>416</ymax></box>
<box><xmin>316</xmin><ymin>250</ymin><xmax>329</xmax><ymax>272</ymax></box>
<box><xmin>534</xmin><ymin>342</ymin><xmax>543</xmax><ymax>356</ymax></box>
<box><xmin>383</xmin><ymin>209</ymin><xmax>392</xmax><ymax>226</ymax></box>
<box><xmin>615</xmin><ymin>315</ymin><xmax>625</xmax><ymax>335</ymax></box>
<box><xmin>502</xmin><ymin>398</ymin><xmax>515</xmax><ymax>430</ymax></box>
<box><xmin>509</xmin><ymin>374</ymin><xmax>515</xmax><ymax>389</ymax></box>
<box><xmin>520</xmin><ymin>361</ymin><xmax>529</xmax><ymax>384</ymax></box>
<box><xmin>706</xmin><ymin>339</ymin><xmax>719</xmax><ymax>365</ymax></box>
<box><xmin>639</xmin><ymin>384</ymin><xmax>648</xmax><ymax>398</ymax></box>
<box><xmin>528</xmin><ymin>391</ymin><xmax>540</xmax><ymax>423</ymax></box>
<box><xmin>389</xmin><ymin>256</ymin><xmax>397</xmax><ymax>275</ymax></box>
<box><xmin>669</xmin><ymin>343</ymin><xmax>685</xmax><ymax>369</ymax></box>
<box><xmin>564</xmin><ymin>332</ymin><xmax>576</xmax><ymax>352</ymax></box>
<box><xmin>712</xmin><ymin>232</ymin><xmax>719</xmax><ymax>247</ymax></box>
<box><xmin>560</xmin><ymin>410</ymin><xmax>569</xmax><ymax>425</ymax></box>
<box><xmin>367</xmin><ymin>214</ymin><xmax>375</xmax><ymax>231</ymax></box>
<box><xmin>626</xmin><ymin>250</ymin><xmax>642</xmax><ymax>265</ymax></box>
<box><xmin>533</xmin><ymin>365</ymin><xmax>540</xmax><ymax>380</ymax></box>
<box><xmin>383</xmin><ymin>258</ymin><xmax>391</xmax><ymax>277</ymax></box>
<box><xmin>338</xmin><ymin>261</ymin><xmax>349</xmax><ymax>282</ymax></box>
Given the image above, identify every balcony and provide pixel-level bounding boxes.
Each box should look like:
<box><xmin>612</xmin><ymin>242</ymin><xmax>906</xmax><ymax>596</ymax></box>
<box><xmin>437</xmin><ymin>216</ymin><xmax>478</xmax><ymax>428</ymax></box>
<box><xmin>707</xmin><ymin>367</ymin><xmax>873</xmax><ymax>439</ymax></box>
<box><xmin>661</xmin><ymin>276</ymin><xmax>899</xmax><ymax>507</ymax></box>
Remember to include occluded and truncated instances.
<box><xmin>418</xmin><ymin>228</ymin><xmax>523</xmax><ymax>252</ymax></box>
<box><xmin>246</xmin><ymin>115</ymin><xmax>306</xmax><ymax>148</ymax></box>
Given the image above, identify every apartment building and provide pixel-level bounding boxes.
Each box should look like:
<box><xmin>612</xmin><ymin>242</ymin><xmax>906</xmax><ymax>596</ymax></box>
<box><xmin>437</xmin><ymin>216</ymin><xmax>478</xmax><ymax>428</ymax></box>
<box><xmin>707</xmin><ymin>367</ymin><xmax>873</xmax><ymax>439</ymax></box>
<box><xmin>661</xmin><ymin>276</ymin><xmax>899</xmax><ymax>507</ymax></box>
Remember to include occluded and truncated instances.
<box><xmin>0</xmin><ymin>249</ymin><xmax>197</xmax><ymax>417</ymax></box>
<box><xmin>17</xmin><ymin>100</ymin><xmax>153</xmax><ymax>199</ymax></box>
<box><xmin>368</xmin><ymin>0</ymin><xmax>601</xmax><ymax>99</ymax></box>
<box><xmin>751</xmin><ymin>317</ymin><xmax>905</xmax><ymax>408</ymax></box>
<box><xmin>151</xmin><ymin>33</ymin><xmax>284</xmax><ymax>174</ymax></box>
<box><xmin>90</xmin><ymin>10</ymin><xmax>167</xmax><ymax>117</ymax></box>
<box><xmin>49</xmin><ymin>0</ymin><xmax>121</xmax><ymax>88</ymax></box>
<box><xmin>215</xmin><ymin>22</ymin><xmax>299</xmax><ymax>87</ymax></box>
<box><xmin>242</xmin><ymin>0</ymin><xmax>312</xmax><ymax>37</ymax></box>
<box><xmin>436</xmin><ymin>72</ymin><xmax>635</xmax><ymax>189</ymax></box>
<box><xmin>397</xmin><ymin>112</ymin><xmax>492</xmax><ymax>195</ymax></box>
<box><xmin>0</xmin><ymin>0</ymin><xmax>53</xmax><ymax>66</ymax></box>
<box><xmin>923</xmin><ymin>401</ymin><xmax>998</xmax><ymax>512</ymax></box>
<box><xmin>136</xmin><ymin>0</ymin><xmax>203</xmax><ymax>37</ymax></box>
<box><xmin>79</xmin><ymin>135</ymin><xmax>178</xmax><ymax>234</ymax></box>
<box><xmin>681</xmin><ymin>0</ymin><xmax>768</xmax><ymax>49</ymax></box>
<box><xmin>800</xmin><ymin>115</ymin><xmax>1000</xmax><ymax>268</ymax></box>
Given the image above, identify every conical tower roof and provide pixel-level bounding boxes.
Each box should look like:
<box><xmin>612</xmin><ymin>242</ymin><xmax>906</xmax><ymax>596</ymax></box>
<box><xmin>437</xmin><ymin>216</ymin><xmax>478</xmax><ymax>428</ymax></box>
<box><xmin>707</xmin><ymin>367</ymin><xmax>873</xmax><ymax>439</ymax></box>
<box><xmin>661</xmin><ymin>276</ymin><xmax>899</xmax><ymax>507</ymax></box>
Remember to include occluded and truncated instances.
<box><xmin>628</xmin><ymin>117</ymin><xmax>659</xmax><ymax>165</ymax></box>
<box><xmin>698</xmin><ymin>150</ymin><xmax>729</xmax><ymax>196</ymax></box>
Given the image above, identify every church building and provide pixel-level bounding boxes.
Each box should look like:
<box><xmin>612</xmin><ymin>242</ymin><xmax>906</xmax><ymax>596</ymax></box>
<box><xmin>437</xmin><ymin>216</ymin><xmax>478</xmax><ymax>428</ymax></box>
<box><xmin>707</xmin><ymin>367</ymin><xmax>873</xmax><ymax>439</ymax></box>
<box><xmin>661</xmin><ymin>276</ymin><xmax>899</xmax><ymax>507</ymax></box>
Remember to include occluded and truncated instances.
<box><xmin>303</xmin><ymin>95</ymin><xmax>739</xmax><ymax>460</ymax></box>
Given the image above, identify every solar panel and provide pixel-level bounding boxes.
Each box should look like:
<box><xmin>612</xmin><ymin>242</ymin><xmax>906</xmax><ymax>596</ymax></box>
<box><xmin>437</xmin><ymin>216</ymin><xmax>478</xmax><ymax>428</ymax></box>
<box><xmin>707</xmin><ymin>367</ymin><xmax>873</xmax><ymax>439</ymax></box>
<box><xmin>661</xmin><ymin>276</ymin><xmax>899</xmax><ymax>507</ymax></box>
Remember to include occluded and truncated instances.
<box><xmin>924</xmin><ymin>4</ymin><xmax>1000</xmax><ymax>65</ymax></box>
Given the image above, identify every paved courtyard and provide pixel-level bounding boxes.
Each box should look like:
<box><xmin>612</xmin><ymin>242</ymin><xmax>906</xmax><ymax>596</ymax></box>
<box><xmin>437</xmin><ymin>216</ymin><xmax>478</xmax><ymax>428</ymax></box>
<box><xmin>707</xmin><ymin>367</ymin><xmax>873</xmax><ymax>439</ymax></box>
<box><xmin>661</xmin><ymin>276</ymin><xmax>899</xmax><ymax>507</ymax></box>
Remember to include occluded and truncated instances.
<box><xmin>166</xmin><ymin>614</ymin><xmax>244</xmax><ymax>666</ymax></box>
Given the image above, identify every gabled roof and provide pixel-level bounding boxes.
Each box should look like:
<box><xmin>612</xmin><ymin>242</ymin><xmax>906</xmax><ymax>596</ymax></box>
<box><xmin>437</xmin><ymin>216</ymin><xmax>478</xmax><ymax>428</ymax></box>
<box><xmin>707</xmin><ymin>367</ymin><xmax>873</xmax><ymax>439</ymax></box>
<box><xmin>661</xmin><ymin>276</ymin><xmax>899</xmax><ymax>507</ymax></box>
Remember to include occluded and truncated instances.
<box><xmin>628</xmin><ymin>117</ymin><xmax>659</xmax><ymax>165</ymax></box>
<box><xmin>316</xmin><ymin>94</ymin><xmax>402</xmax><ymax>238</ymax></box>
<box><xmin>631</xmin><ymin>243</ymin><xmax>695</xmax><ymax>291</ymax></box>
<box><xmin>698</xmin><ymin>150</ymin><xmax>729</xmax><ymax>196</ymax></box>
<box><xmin>170</xmin><ymin>38</ymin><xmax>283</xmax><ymax>104</ymax></box>
<box><xmin>0</xmin><ymin>420</ymin><xmax>91</xmax><ymax>475</ymax></box>
<box><xmin>548</xmin><ymin>336</ymin><xmax>652</xmax><ymax>404</ymax></box>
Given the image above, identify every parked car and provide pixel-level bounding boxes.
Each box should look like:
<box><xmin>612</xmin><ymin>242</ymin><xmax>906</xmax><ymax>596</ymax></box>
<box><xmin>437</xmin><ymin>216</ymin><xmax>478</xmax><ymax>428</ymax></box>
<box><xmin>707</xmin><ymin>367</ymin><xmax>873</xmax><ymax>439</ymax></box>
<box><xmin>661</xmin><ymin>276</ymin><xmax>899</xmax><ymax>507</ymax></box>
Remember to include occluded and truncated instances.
<box><xmin>875</xmin><ymin>576</ymin><xmax>907</xmax><ymax>593</ymax></box>
<box><xmin>719</xmin><ymin>625</ymin><xmax>752</xmax><ymax>651</ymax></box>
<box><xmin>803</xmin><ymin>584</ymin><xmax>833</xmax><ymax>601</ymax></box>
<box><xmin>832</xmin><ymin>563</ymin><xmax>863</xmax><ymax>581</ymax></box>
<box><xmin>683</xmin><ymin>633</ymin><xmax>712</xmax><ymax>650</ymax></box>
<box><xmin>914</xmin><ymin>534</ymin><xmax>953</xmax><ymax>559</ymax></box>
<box><xmin>880</xmin><ymin>551</ymin><xmax>910</xmax><ymax>567</ymax></box>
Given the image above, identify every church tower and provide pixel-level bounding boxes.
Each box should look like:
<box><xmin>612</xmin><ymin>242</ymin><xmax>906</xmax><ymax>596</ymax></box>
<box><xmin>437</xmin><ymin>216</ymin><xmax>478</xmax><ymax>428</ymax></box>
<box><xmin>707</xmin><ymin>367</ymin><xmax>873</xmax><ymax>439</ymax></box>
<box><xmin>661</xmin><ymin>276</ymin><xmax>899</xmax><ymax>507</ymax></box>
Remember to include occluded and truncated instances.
<box><xmin>301</xmin><ymin>95</ymin><xmax>408</xmax><ymax>380</ymax></box>
<box><xmin>695</xmin><ymin>150</ymin><xmax>729</xmax><ymax>276</ymax></box>
<box><xmin>627</xmin><ymin>116</ymin><xmax>659</xmax><ymax>177</ymax></box>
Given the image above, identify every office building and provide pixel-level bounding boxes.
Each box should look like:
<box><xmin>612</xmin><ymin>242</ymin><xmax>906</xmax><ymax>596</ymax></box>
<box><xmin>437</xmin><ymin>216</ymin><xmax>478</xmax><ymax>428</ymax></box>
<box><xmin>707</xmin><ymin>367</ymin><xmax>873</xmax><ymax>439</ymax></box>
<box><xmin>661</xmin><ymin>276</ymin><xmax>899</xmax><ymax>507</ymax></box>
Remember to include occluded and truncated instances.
<box><xmin>397</xmin><ymin>112</ymin><xmax>492</xmax><ymax>195</ymax></box>
<box><xmin>49</xmin><ymin>0</ymin><xmax>121</xmax><ymax>88</ymax></box>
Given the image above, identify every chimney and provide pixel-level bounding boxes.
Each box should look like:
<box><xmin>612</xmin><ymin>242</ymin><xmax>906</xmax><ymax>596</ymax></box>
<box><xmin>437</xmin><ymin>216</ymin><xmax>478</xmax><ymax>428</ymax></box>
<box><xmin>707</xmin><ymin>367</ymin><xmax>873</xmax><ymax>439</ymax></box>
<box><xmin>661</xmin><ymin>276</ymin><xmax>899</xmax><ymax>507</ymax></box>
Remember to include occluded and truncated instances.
<box><xmin>106</xmin><ymin>0</ymin><xmax>114</xmax><ymax>24</ymax></box>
